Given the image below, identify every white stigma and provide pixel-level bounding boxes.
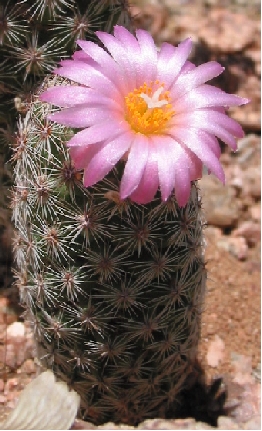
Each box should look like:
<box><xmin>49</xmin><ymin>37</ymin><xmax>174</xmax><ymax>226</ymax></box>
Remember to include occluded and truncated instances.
<box><xmin>139</xmin><ymin>87</ymin><xmax>168</xmax><ymax>109</ymax></box>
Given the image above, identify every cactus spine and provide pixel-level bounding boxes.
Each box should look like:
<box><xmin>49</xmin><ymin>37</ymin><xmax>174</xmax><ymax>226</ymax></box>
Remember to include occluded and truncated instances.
<box><xmin>12</xmin><ymin>74</ymin><xmax>206</xmax><ymax>425</ymax></box>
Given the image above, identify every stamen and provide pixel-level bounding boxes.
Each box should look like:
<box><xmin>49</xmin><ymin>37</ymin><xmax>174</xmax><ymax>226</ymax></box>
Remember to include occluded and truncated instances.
<box><xmin>125</xmin><ymin>81</ymin><xmax>174</xmax><ymax>135</ymax></box>
<box><xmin>139</xmin><ymin>87</ymin><xmax>169</xmax><ymax>109</ymax></box>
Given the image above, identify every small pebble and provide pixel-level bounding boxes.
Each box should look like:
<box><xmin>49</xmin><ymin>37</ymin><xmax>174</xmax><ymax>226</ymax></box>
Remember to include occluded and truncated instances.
<box><xmin>19</xmin><ymin>359</ymin><xmax>36</xmax><ymax>375</ymax></box>
<box><xmin>0</xmin><ymin>380</ymin><xmax>4</xmax><ymax>392</ymax></box>
<box><xmin>6</xmin><ymin>322</ymin><xmax>25</xmax><ymax>344</ymax></box>
<box><xmin>0</xmin><ymin>395</ymin><xmax>7</xmax><ymax>404</ymax></box>
<box><xmin>217</xmin><ymin>236</ymin><xmax>248</xmax><ymax>260</ymax></box>
<box><xmin>250</xmin><ymin>204</ymin><xmax>261</xmax><ymax>221</ymax></box>
<box><xmin>217</xmin><ymin>416</ymin><xmax>240</xmax><ymax>429</ymax></box>
<box><xmin>232</xmin><ymin>221</ymin><xmax>261</xmax><ymax>246</ymax></box>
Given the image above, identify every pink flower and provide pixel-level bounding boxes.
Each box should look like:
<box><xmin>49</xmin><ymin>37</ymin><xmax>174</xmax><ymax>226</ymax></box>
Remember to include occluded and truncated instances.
<box><xmin>40</xmin><ymin>26</ymin><xmax>248</xmax><ymax>206</ymax></box>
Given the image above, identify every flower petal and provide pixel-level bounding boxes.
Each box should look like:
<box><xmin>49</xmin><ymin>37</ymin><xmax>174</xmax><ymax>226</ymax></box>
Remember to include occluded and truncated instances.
<box><xmin>67</xmin><ymin>120</ymin><xmax>129</xmax><ymax>146</ymax></box>
<box><xmin>113</xmin><ymin>25</ymin><xmax>145</xmax><ymax>87</ymax></box>
<box><xmin>170</xmin><ymin>109</ymin><xmax>244</xmax><ymax>150</ymax></box>
<box><xmin>205</xmin><ymin>110</ymin><xmax>244</xmax><ymax>138</ymax></box>
<box><xmin>175</xmin><ymin>84</ymin><xmax>249</xmax><ymax>112</ymax></box>
<box><xmin>41</xmin><ymin>86</ymin><xmax>119</xmax><ymax>109</ymax></box>
<box><xmin>170</xmin><ymin>61</ymin><xmax>224</xmax><ymax>99</ymax></box>
<box><xmin>59</xmin><ymin>58</ymin><xmax>97</xmax><ymax>68</ymax></box>
<box><xmin>129</xmin><ymin>139</ymin><xmax>159</xmax><ymax>203</ymax></box>
<box><xmin>83</xmin><ymin>132</ymin><xmax>132</xmax><ymax>187</ymax></box>
<box><xmin>70</xmin><ymin>142</ymin><xmax>105</xmax><ymax>170</ymax></box>
<box><xmin>76</xmin><ymin>39</ymin><xmax>128</xmax><ymax>95</ymax></box>
<box><xmin>114</xmin><ymin>25</ymin><xmax>140</xmax><ymax>52</ymax></box>
<box><xmin>168</xmin><ymin>127</ymin><xmax>225</xmax><ymax>183</ymax></box>
<box><xmin>47</xmin><ymin>106</ymin><xmax>117</xmax><ymax>128</ymax></box>
<box><xmin>72</xmin><ymin>50</ymin><xmax>90</xmax><ymax>62</ymax></box>
<box><xmin>199</xmin><ymin>132</ymin><xmax>221</xmax><ymax>158</ymax></box>
<box><xmin>96</xmin><ymin>31</ymin><xmax>136</xmax><ymax>89</ymax></box>
<box><xmin>120</xmin><ymin>134</ymin><xmax>149</xmax><ymax>199</ymax></box>
<box><xmin>77</xmin><ymin>39</ymin><xmax>114</xmax><ymax>66</ymax></box>
<box><xmin>174</xmin><ymin>162</ymin><xmax>192</xmax><ymax>207</ymax></box>
<box><xmin>53</xmin><ymin>61</ymin><xmax>119</xmax><ymax>98</ymax></box>
<box><xmin>182</xmin><ymin>145</ymin><xmax>203</xmax><ymax>180</ymax></box>
<box><xmin>135</xmin><ymin>29</ymin><xmax>158</xmax><ymax>83</ymax></box>
<box><xmin>180</xmin><ymin>61</ymin><xmax>196</xmax><ymax>74</ymax></box>
<box><xmin>41</xmin><ymin>86</ymin><xmax>92</xmax><ymax>107</ymax></box>
<box><xmin>153</xmin><ymin>136</ymin><xmax>176</xmax><ymax>201</ymax></box>
<box><xmin>152</xmin><ymin>135</ymin><xmax>197</xmax><ymax>202</ymax></box>
<box><xmin>158</xmin><ymin>42</ymin><xmax>176</xmax><ymax>64</ymax></box>
<box><xmin>157</xmin><ymin>38</ymin><xmax>192</xmax><ymax>89</ymax></box>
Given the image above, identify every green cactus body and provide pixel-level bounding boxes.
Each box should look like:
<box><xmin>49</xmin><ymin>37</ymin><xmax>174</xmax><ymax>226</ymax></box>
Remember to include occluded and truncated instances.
<box><xmin>12</xmin><ymin>76</ymin><xmax>206</xmax><ymax>425</ymax></box>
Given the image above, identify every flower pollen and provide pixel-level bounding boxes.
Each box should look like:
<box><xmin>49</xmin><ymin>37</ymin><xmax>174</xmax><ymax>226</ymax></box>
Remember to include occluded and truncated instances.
<box><xmin>125</xmin><ymin>81</ymin><xmax>174</xmax><ymax>135</ymax></box>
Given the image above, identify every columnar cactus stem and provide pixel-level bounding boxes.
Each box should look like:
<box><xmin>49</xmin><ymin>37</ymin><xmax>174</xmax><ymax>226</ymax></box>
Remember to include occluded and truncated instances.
<box><xmin>11</xmin><ymin>10</ymin><xmax>248</xmax><ymax>427</ymax></box>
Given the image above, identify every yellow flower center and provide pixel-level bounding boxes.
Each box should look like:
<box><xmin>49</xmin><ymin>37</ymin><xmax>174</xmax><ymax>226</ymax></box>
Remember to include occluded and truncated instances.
<box><xmin>125</xmin><ymin>81</ymin><xmax>174</xmax><ymax>135</ymax></box>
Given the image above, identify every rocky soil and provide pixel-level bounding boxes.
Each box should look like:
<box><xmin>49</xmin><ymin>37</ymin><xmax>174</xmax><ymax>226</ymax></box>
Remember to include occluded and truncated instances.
<box><xmin>0</xmin><ymin>0</ymin><xmax>260</xmax><ymax>429</ymax></box>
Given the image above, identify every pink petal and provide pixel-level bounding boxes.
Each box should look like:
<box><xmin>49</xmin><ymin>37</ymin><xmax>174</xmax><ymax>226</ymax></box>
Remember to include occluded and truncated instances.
<box><xmin>114</xmin><ymin>26</ymin><xmax>159</xmax><ymax>89</ymax></box>
<box><xmin>72</xmin><ymin>50</ymin><xmax>91</xmax><ymax>62</ymax></box>
<box><xmin>130</xmin><ymin>139</ymin><xmax>159</xmax><ymax>203</ymax></box>
<box><xmin>171</xmin><ymin>125</ymin><xmax>221</xmax><ymax>160</ymax></box>
<box><xmin>77</xmin><ymin>39</ymin><xmax>113</xmax><ymax>65</ymax></box>
<box><xmin>154</xmin><ymin>136</ymin><xmax>176</xmax><ymax>201</ymax></box>
<box><xmin>158</xmin><ymin>42</ymin><xmax>176</xmax><ymax>64</ymax></box>
<box><xmin>76</xmin><ymin>40</ymin><xmax>128</xmax><ymax>95</ymax></box>
<box><xmin>182</xmin><ymin>146</ymin><xmax>203</xmax><ymax>180</ymax></box>
<box><xmin>114</xmin><ymin>25</ymin><xmax>140</xmax><ymax>52</ymax></box>
<box><xmin>135</xmin><ymin>29</ymin><xmax>158</xmax><ymax>83</ymax></box>
<box><xmin>70</xmin><ymin>142</ymin><xmax>105</xmax><ymax>170</ymax></box>
<box><xmin>113</xmin><ymin>25</ymin><xmax>145</xmax><ymax>88</ymax></box>
<box><xmin>59</xmin><ymin>58</ymin><xmax>97</xmax><ymax>69</ymax></box>
<box><xmin>157</xmin><ymin>38</ymin><xmax>192</xmax><ymax>89</ymax></box>
<box><xmin>40</xmin><ymin>86</ymin><xmax>118</xmax><ymax>109</ymax></box>
<box><xmin>168</xmin><ymin>127</ymin><xmax>225</xmax><ymax>183</ymax></box>
<box><xmin>180</xmin><ymin>61</ymin><xmax>196</xmax><ymax>74</ymax></box>
<box><xmin>96</xmin><ymin>31</ymin><xmax>136</xmax><ymax>89</ymax></box>
<box><xmin>41</xmin><ymin>86</ymin><xmax>90</xmax><ymax>107</ymax></box>
<box><xmin>174</xmin><ymin>162</ymin><xmax>191</xmax><ymax>207</ymax></box>
<box><xmin>83</xmin><ymin>132</ymin><xmax>132</xmax><ymax>187</ymax></box>
<box><xmin>47</xmin><ymin>106</ymin><xmax>117</xmax><ymax>128</ymax></box>
<box><xmin>170</xmin><ymin>61</ymin><xmax>224</xmax><ymax>99</ymax></box>
<box><xmin>200</xmin><ymin>132</ymin><xmax>221</xmax><ymax>158</ymax></box>
<box><xmin>171</xmin><ymin>110</ymin><xmax>244</xmax><ymax>150</ymax></box>
<box><xmin>152</xmin><ymin>135</ymin><xmax>196</xmax><ymax>202</ymax></box>
<box><xmin>67</xmin><ymin>120</ymin><xmax>129</xmax><ymax>147</ymax></box>
<box><xmin>120</xmin><ymin>134</ymin><xmax>149</xmax><ymax>199</ymax></box>
<box><xmin>169</xmin><ymin>141</ymin><xmax>202</xmax><ymax>205</ymax></box>
<box><xmin>53</xmin><ymin>61</ymin><xmax>119</xmax><ymax>98</ymax></box>
<box><xmin>175</xmin><ymin>84</ymin><xmax>249</xmax><ymax>112</ymax></box>
<box><xmin>205</xmin><ymin>110</ymin><xmax>244</xmax><ymax>138</ymax></box>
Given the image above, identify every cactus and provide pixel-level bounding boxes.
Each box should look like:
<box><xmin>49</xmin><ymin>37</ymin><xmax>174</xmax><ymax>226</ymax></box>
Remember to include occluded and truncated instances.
<box><xmin>11</xmin><ymin>22</ymin><xmax>248</xmax><ymax>425</ymax></box>
<box><xmin>12</xmin><ymin>77</ymin><xmax>206</xmax><ymax>425</ymax></box>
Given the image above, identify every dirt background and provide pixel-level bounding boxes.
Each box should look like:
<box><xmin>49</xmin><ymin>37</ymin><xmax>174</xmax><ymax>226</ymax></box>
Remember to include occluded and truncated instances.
<box><xmin>0</xmin><ymin>0</ymin><xmax>260</xmax><ymax>429</ymax></box>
